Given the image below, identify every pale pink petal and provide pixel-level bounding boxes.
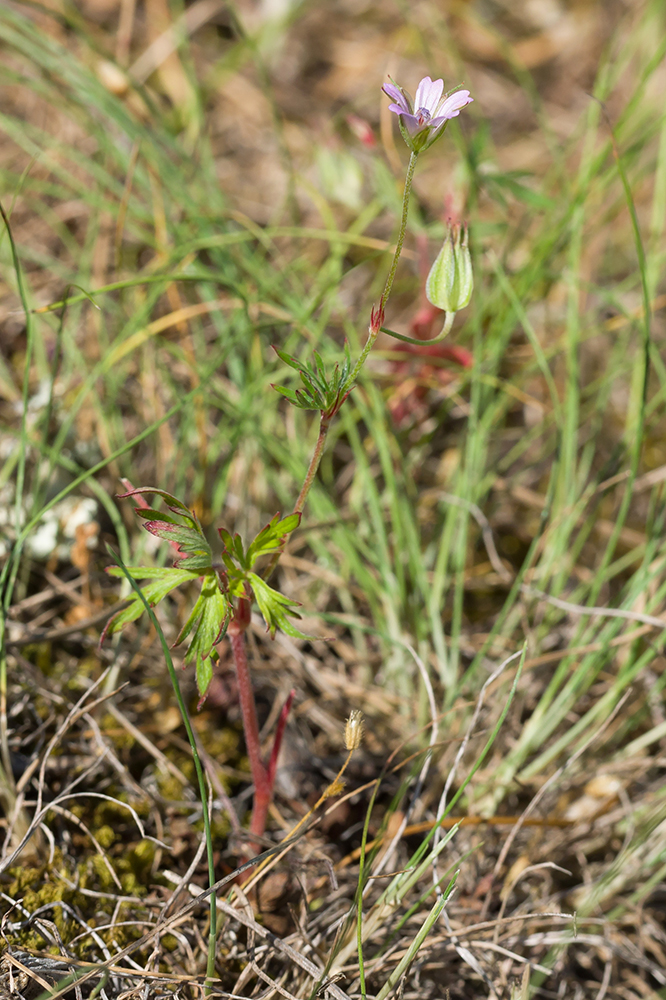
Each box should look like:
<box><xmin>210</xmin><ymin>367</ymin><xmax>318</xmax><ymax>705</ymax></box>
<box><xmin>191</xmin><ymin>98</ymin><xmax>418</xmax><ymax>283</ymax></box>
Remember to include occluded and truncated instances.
<box><xmin>382</xmin><ymin>83</ymin><xmax>411</xmax><ymax>113</ymax></box>
<box><xmin>437</xmin><ymin>90</ymin><xmax>473</xmax><ymax>118</ymax></box>
<box><xmin>393</xmin><ymin>111</ymin><xmax>422</xmax><ymax>135</ymax></box>
<box><xmin>414</xmin><ymin>76</ymin><xmax>444</xmax><ymax>114</ymax></box>
<box><xmin>427</xmin><ymin>117</ymin><xmax>451</xmax><ymax>132</ymax></box>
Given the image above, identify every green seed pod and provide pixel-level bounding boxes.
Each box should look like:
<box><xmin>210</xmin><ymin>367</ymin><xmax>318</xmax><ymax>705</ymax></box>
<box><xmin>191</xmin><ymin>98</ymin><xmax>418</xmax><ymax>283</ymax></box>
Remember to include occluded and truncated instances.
<box><xmin>425</xmin><ymin>222</ymin><xmax>473</xmax><ymax>313</ymax></box>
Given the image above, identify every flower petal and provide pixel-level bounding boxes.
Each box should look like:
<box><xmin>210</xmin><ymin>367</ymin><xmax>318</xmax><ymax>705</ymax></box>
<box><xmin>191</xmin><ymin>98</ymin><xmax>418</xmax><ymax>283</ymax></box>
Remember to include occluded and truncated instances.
<box><xmin>393</xmin><ymin>111</ymin><xmax>422</xmax><ymax>135</ymax></box>
<box><xmin>414</xmin><ymin>76</ymin><xmax>444</xmax><ymax>114</ymax></box>
<box><xmin>382</xmin><ymin>83</ymin><xmax>411</xmax><ymax>113</ymax></box>
<box><xmin>437</xmin><ymin>89</ymin><xmax>473</xmax><ymax>119</ymax></box>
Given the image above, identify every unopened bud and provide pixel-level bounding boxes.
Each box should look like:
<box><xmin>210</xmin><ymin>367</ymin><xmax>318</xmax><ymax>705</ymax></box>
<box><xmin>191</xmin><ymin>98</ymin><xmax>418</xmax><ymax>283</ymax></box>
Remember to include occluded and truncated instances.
<box><xmin>425</xmin><ymin>222</ymin><xmax>473</xmax><ymax>314</ymax></box>
<box><xmin>344</xmin><ymin>709</ymin><xmax>364</xmax><ymax>751</ymax></box>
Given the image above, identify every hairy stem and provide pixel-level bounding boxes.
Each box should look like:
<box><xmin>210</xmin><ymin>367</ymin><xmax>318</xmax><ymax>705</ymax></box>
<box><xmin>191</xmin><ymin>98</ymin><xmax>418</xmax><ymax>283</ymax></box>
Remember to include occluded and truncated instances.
<box><xmin>347</xmin><ymin>150</ymin><xmax>419</xmax><ymax>386</ymax></box>
<box><xmin>381</xmin><ymin>150</ymin><xmax>419</xmax><ymax>304</ymax></box>
<box><xmin>294</xmin><ymin>415</ymin><xmax>330</xmax><ymax>513</ymax></box>
<box><xmin>262</xmin><ymin>414</ymin><xmax>330</xmax><ymax>583</ymax></box>
<box><xmin>267</xmin><ymin>689</ymin><xmax>295</xmax><ymax>789</ymax></box>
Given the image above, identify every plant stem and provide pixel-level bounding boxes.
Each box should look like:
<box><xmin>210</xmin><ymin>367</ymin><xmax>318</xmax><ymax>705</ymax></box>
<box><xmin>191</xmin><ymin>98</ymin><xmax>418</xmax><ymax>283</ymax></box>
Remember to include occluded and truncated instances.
<box><xmin>0</xmin><ymin>200</ymin><xmax>35</xmax><ymax>788</ymax></box>
<box><xmin>266</xmin><ymin>149</ymin><xmax>420</xmax><ymax>585</ymax></box>
<box><xmin>294</xmin><ymin>415</ymin><xmax>330</xmax><ymax>513</ymax></box>
<box><xmin>228</xmin><ymin>599</ymin><xmax>271</xmax><ymax>849</ymax></box>
<box><xmin>357</xmin><ymin>774</ymin><xmax>382</xmax><ymax>1000</ymax></box>
<box><xmin>230</xmin><ymin>417</ymin><xmax>332</xmax><ymax>846</ymax></box>
<box><xmin>380</xmin><ymin>309</ymin><xmax>456</xmax><ymax>345</ymax></box>
<box><xmin>382</xmin><ymin>150</ymin><xmax>419</xmax><ymax>304</ymax></box>
<box><xmin>267</xmin><ymin>689</ymin><xmax>295</xmax><ymax>789</ymax></box>
<box><xmin>236</xmin><ymin>150</ymin><xmax>421</xmax><ymax>852</ymax></box>
<box><xmin>262</xmin><ymin>414</ymin><xmax>330</xmax><ymax>583</ymax></box>
<box><xmin>347</xmin><ymin>150</ymin><xmax>419</xmax><ymax>386</ymax></box>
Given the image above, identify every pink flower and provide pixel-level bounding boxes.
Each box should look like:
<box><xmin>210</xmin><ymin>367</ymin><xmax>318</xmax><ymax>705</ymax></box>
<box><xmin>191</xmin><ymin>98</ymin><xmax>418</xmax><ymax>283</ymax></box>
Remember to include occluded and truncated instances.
<box><xmin>383</xmin><ymin>76</ymin><xmax>473</xmax><ymax>152</ymax></box>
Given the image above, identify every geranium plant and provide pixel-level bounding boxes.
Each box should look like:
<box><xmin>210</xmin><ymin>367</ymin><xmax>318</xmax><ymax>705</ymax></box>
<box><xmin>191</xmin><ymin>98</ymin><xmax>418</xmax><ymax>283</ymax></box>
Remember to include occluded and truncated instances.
<box><xmin>104</xmin><ymin>73</ymin><xmax>474</xmax><ymax>987</ymax></box>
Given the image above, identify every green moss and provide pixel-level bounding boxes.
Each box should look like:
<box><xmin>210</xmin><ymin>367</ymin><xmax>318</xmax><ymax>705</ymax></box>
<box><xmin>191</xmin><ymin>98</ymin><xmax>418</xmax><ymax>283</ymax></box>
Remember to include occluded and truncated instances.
<box><xmin>210</xmin><ymin>815</ymin><xmax>230</xmax><ymax>840</ymax></box>
<box><xmin>91</xmin><ymin>853</ymin><xmax>117</xmax><ymax>891</ymax></box>
<box><xmin>192</xmin><ymin>722</ymin><xmax>240</xmax><ymax>765</ymax></box>
<box><xmin>156</xmin><ymin>772</ymin><xmax>187</xmax><ymax>801</ymax></box>
<box><xmin>5</xmin><ymin>858</ymin><xmax>84</xmax><ymax>947</ymax></box>
<box><xmin>96</xmin><ymin>825</ymin><xmax>116</xmax><ymax>849</ymax></box>
<box><xmin>132</xmin><ymin>839</ymin><xmax>155</xmax><ymax>864</ymax></box>
<box><xmin>8</xmin><ymin>866</ymin><xmax>44</xmax><ymax>897</ymax></box>
<box><xmin>120</xmin><ymin>871</ymin><xmax>141</xmax><ymax>894</ymax></box>
<box><xmin>101</xmin><ymin>712</ymin><xmax>136</xmax><ymax>751</ymax></box>
<box><xmin>179</xmin><ymin>757</ymin><xmax>195</xmax><ymax>783</ymax></box>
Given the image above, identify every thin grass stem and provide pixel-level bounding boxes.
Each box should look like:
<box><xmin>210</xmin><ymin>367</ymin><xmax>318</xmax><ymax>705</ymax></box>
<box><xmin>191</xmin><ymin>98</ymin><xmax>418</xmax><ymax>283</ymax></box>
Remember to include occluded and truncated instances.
<box><xmin>106</xmin><ymin>547</ymin><xmax>218</xmax><ymax>992</ymax></box>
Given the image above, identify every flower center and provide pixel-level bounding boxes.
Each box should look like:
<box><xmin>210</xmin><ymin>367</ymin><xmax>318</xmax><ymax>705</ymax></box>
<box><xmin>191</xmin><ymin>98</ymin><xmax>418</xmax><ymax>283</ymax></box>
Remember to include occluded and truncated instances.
<box><xmin>416</xmin><ymin>107</ymin><xmax>432</xmax><ymax>126</ymax></box>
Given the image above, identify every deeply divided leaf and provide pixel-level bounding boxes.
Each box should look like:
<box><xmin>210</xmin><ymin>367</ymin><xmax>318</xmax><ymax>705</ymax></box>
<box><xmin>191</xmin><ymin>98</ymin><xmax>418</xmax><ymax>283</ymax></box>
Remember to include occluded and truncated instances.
<box><xmin>246</xmin><ymin>512</ymin><xmax>301</xmax><ymax>566</ymax></box>
<box><xmin>248</xmin><ymin>572</ymin><xmax>311</xmax><ymax>640</ymax></box>
<box><xmin>102</xmin><ymin>568</ymin><xmax>198</xmax><ymax>643</ymax></box>
<box><xmin>180</xmin><ymin>575</ymin><xmax>231</xmax><ymax>698</ymax></box>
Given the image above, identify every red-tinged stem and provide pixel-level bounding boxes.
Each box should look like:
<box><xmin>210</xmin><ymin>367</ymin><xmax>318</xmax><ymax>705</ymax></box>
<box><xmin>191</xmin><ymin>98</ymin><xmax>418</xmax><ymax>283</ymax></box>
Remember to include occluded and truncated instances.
<box><xmin>228</xmin><ymin>600</ymin><xmax>296</xmax><ymax>855</ymax></box>
<box><xmin>267</xmin><ymin>688</ymin><xmax>295</xmax><ymax>788</ymax></box>
<box><xmin>228</xmin><ymin>600</ymin><xmax>270</xmax><ymax>849</ymax></box>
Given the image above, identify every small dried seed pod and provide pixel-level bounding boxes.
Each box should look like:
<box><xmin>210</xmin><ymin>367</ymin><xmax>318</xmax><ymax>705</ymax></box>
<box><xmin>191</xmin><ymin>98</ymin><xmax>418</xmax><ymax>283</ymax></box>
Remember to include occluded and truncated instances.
<box><xmin>344</xmin><ymin>709</ymin><xmax>364</xmax><ymax>751</ymax></box>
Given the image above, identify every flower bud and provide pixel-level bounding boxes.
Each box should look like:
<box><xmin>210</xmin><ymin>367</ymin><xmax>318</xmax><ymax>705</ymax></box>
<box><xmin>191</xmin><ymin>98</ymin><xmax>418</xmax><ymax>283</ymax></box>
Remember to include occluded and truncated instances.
<box><xmin>425</xmin><ymin>222</ymin><xmax>473</xmax><ymax>314</ymax></box>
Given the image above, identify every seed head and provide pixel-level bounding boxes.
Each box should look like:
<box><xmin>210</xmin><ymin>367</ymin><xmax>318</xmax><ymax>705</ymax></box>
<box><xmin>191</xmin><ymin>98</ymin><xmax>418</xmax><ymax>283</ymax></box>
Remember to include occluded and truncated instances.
<box><xmin>344</xmin><ymin>709</ymin><xmax>364</xmax><ymax>751</ymax></box>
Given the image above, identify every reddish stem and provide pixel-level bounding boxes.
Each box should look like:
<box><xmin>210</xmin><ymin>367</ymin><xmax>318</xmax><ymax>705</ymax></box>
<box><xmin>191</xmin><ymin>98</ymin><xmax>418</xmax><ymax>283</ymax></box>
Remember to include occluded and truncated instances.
<box><xmin>267</xmin><ymin>688</ymin><xmax>295</xmax><ymax>788</ymax></box>
<box><xmin>228</xmin><ymin>600</ymin><xmax>294</xmax><ymax>854</ymax></box>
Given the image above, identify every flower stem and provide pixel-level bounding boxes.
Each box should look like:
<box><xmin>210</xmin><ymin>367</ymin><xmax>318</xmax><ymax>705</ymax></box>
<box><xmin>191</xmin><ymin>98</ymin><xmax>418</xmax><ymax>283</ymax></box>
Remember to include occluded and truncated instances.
<box><xmin>347</xmin><ymin>150</ymin><xmax>419</xmax><ymax>386</ymax></box>
<box><xmin>380</xmin><ymin>309</ymin><xmax>456</xmax><ymax>345</ymax></box>
<box><xmin>234</xmin><ymin>151</ymin><xmax>420</xmax><ymax>857</ymax></box>
<box><xmin>294</xmin><ymin>415</ymin><xmax>329</xmax><ymax>513</ymax></box>
<box><xmin>262</xmin><ymin>414</ymin><xmax>330</xmax><ymax>584</ymax></box>
<box><xmin>382</xmin><ymin>150</ymin><xmax>419</xmax><ymax>304</ymax></box>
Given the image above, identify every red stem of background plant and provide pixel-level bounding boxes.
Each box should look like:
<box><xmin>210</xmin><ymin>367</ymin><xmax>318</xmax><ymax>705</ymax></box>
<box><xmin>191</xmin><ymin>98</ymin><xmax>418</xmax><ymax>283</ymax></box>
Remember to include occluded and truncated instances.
<box><xmin>267</xmin><ymin>688</ymin><xmax>295</xmax><ymax>788</ymax></box>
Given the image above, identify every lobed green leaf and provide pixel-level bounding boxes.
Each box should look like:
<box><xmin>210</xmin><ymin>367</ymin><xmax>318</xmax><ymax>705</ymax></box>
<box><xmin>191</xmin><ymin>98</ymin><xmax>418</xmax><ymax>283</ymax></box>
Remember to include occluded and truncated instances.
<box><xmin>179</xmin><ymin>575</ymin><xmax>231</xmax><ymax>698</ymax></box>
<box><xmin>246</xmin><ymin>512</ymin><xmax>301</xmax><ymax>566</ymax></box>
<box><xmin>248</xmin><ymin>572</ymin><xmax>311</xmax><ymax>640</ymax></box>
<box><xmin>102</xmin><ymin>568</ymin><xmax>198</xmax><ymax>642</ymax></box>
